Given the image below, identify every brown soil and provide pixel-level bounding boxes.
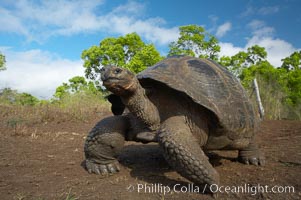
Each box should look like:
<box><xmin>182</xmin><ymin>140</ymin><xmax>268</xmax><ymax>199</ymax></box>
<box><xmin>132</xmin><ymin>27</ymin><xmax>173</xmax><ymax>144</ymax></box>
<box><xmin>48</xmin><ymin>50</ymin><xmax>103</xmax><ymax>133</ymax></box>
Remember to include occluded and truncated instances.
<box><xmin>0</xmin><ymin>117</ymin><xmax>300</xmax><ymax>200</ymax></box>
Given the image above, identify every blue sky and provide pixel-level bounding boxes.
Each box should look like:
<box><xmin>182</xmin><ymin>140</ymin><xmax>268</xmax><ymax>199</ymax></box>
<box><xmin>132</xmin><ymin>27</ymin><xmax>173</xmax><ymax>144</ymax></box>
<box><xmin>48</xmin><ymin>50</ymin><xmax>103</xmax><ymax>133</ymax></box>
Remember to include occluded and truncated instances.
<box><xmin>0</xmin><ymin>0</ymin><xmax>300</xmax><ymax>99</ymax></box>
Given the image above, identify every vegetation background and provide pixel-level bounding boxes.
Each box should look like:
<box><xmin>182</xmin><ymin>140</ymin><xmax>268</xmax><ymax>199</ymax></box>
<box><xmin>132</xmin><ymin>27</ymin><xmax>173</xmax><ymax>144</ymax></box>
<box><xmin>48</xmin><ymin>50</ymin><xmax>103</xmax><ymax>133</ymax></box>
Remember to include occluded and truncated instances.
<box><xmin>1</xmin><ymin>25</ymin><xmax>300</xmax><ymax>131</ymax></box>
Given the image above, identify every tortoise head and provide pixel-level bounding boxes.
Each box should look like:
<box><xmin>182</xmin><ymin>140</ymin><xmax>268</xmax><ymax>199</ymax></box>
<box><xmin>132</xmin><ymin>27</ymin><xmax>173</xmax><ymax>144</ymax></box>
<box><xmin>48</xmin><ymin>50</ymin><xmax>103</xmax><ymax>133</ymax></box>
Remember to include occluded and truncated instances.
<box><xmin>100</xmin><ymin>66</ymin><xmax>138</xmax><ymax>96</ymax></box>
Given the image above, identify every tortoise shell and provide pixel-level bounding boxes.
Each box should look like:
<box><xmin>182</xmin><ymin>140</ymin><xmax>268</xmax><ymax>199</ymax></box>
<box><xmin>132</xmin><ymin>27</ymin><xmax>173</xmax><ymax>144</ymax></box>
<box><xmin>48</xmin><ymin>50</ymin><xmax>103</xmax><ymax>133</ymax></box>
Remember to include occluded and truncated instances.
<box><xmin>137</xmin><ymin>56</ymin><xmax>259</xmax><ymax>137</ymax></box>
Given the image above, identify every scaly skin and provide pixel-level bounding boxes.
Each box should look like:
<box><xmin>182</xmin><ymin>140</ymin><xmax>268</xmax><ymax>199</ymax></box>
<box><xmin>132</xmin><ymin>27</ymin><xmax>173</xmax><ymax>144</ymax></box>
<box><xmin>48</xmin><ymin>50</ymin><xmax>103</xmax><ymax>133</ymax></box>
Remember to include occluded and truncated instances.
<box><xmin>84</xmin><ymin>115</ymin><xmax>128</xmax><ymax>174</ymax></box>
<box><xmin>158</xmin><ymin>116</ymin><xmax>219</xmax><ymax>191</ymax></box>
<box><xmin>101</xmin><ymin>66</ymin><xmax>160</xmax><ymax>132</ymax></box>
<box><xmin>120</xmin><ymin>79</ymin><xmax>160</xmax><ymax>131</ymax></box>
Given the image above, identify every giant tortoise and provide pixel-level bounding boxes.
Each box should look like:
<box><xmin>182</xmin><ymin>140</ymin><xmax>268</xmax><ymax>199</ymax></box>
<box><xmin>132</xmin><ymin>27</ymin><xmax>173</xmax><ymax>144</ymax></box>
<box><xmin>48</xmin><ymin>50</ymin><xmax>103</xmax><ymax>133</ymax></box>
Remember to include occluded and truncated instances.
<box><xmin>84</xmin><ymin>55</ymin><xmax>265</xmax><ymax>192</ymax></box>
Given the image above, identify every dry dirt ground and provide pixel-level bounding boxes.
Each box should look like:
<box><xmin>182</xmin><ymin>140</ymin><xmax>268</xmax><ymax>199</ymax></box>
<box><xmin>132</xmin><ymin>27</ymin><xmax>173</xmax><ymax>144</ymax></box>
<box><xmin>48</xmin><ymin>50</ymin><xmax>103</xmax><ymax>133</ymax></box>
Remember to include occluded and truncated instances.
<box><xmin>0</xmin><ymin>116</ymin><xmax>300</xmax><ymax>200</ymax></box>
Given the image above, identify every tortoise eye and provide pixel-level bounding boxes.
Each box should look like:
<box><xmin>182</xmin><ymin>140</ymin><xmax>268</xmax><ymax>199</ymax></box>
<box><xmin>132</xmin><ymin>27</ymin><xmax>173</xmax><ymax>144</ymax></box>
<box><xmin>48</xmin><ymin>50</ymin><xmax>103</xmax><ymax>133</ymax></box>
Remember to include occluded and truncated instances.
<box><xmin>114</xmin><ymin>68</ymin><xmax>122</xmax><ymax>74</ymax></box>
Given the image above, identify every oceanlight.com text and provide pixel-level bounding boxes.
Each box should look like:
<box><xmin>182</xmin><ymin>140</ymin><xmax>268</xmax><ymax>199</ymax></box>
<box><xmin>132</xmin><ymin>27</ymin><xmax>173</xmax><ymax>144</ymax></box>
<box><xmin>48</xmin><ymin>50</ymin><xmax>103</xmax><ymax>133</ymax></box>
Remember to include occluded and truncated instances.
<box><xmin>210</xmin><ymin>184</ymin><xmax>295</xmax><ymax>195</ymax></box>
<box><xmin>127</xmin><ymin>183</ymin><xmax>295</xmax><ymax>195</ymax></box>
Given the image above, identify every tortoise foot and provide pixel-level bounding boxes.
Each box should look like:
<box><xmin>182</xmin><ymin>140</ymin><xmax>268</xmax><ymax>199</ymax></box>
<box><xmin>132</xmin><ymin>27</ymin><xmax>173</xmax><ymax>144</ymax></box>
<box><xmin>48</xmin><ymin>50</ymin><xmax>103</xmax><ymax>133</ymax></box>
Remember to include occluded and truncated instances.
<box><xmin>238</xmin><ymin>151</ymin><xmax>265</xmax><ymax>166</ymax></box>
<box><xmin>85</xmin><ymin>159</ymin><xmax>120</xmax><ymax>175</ymax></box>
<box><xmin>238</xmin><ymin>140</ymin><xmax>265</xmax><ymax>166</ymax></box>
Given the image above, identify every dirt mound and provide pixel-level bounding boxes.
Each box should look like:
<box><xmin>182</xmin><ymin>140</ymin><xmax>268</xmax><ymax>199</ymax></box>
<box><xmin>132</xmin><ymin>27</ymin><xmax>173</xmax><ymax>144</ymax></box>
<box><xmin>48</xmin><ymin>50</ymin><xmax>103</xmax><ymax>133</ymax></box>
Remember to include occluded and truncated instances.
<box><xmin>0</xmin><ymin>119</ymin><xmax>300</xmax><ymax>200</ymax></box>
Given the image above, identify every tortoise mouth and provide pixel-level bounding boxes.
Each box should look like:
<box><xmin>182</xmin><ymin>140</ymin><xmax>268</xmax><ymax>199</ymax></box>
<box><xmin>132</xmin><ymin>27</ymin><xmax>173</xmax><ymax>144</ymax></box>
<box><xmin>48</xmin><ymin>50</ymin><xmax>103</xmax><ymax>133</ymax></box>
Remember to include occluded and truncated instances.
<box><xmin>102</xmin><ymin>77</ymin><xmax>131</xmax><ymax>91</ymax></box>
<box><xmin>102</xmin><ymin>77</ymin><xmax>122</xmax><ymax>84</ymax></box>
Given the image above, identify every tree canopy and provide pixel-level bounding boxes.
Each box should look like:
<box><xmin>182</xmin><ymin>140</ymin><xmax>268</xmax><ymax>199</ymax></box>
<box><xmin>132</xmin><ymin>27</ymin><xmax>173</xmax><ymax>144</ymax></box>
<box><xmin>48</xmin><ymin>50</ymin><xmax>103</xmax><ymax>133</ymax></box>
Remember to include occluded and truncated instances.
<box><xmin>168</xmin><ymin>25</ymin><xmax>220</xmax><ymax>60</ymax></box>
<box><xmin>281</xmin><ymin>51</ymin><xmax>301</xmax><ymax>70</ymax></box>
<box><xmin>53</xmin><ymin>76</ymin><xmax>100</xmax><ymax>100</ymax></box>
<box><xmin>219</xmin><ymin>45</ymin><xmax>268</xmax><ymax>77</ymax></box>
<box><xmin>0</xmin><ymin>88</ymin><xmax>39</xmax><ymax>106</ymax></box>
<box><xmin>280</xmin><ymin>51</ymin><xmax>301</xmax><ymax>106</ymax></box>
<box><xmin>234</xmin><ymin>50</ymin><xmax>301</xmax><ymax>119</ymax></box>
<box><xmin>81</xmin><ymin>32</ymin><xmax>163</xmax><ymax>79</ymax></box>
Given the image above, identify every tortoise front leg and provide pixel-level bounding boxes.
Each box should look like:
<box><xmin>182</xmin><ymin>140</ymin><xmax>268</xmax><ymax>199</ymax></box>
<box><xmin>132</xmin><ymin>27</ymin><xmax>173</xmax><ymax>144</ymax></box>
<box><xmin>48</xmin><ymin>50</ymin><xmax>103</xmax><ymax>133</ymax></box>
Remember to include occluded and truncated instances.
<box><xmin>84</xmin><ymin>115</ymin><xmax>129</xmax><ymax>175</ymax></box>
<box><xmin>158</xmin><ymin>116</ymin><xmax>219</xmax><ymax>193</ymax></box>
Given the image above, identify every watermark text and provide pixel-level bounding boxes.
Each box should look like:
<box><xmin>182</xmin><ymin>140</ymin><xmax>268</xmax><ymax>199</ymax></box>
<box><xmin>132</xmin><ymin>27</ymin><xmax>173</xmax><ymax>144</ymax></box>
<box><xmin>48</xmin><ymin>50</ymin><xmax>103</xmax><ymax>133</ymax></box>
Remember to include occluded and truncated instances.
<box><xmin>126</xmin><ymin>183</ymin><xmax>295</xmax><ymax>196</ymax></box>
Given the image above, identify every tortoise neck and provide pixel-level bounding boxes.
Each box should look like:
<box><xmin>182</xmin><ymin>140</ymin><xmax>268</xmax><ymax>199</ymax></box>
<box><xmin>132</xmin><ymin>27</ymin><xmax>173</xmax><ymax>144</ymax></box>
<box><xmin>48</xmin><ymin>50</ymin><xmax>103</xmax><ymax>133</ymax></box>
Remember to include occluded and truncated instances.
<box><xmin>121</xmin><ymin>79</ymin><xmax>160</xmax><ymax>131</ymax></box>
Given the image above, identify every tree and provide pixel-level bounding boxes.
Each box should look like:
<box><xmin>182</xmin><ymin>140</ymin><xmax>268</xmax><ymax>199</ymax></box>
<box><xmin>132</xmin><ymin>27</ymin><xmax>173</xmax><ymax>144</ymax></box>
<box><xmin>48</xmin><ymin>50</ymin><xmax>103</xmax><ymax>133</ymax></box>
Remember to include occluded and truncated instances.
<box><xmin>246</xmin><ymin>45</ymin><xmax>267</xmax><ymax>65</ymax></box>
<box><xmin>0</xmin><ymin>88</ymin><xmax>39</xmax><ymax>106</ymax></box>
<box><xmin>126</xmin><ymin>44</ymin><xmax>162</xmax><ymax>73</ymax></box>
<box><xmin>220</xmin><ymin>45</ymin><xmax>268</xmax><ymax>77</ymax></box>
<box><xmin>53</xmin><ymin>83</ymin><xmax>70</xmax><ymax>99</ymax></box>
<box><xmin>18</xmin><ymin>93</ymin><xmax>39</xmax><ymax>106</ymax></box>
<box><xmin>68</xmin><ymin>76</ymin><xmax>87</xmax><ymax>92</ymax></box>
<box><xmin>81</xmin><ymin>33</ymin><xmax>163</xmax><ymax>79</ymax></box>
<box><xmin>0</xmin><ymin>52</ymin><xmax>6</xmax><ymax>71</ymax></box>
<box><xmin>240</xmin><ymin>60</ymin><xmax>282</xmax><ymax>88</ymax></box>
<box><xmin>238</xmin><ymin>50</ymin><xmax>301</xmax><ymax>119</ymax></box>
<box><xmin>281</xmin><ymin>51</ymin><xmax>301</xmax><ymax>70</ymax></box>
<box><xmin>239</xmin><ymin>61</ymin><xmax>289</xmax><ymax>119</ymax></box>
<box><xmin>53</xmin><ymin>76</ymin><xmax>100</xmax><ymax>100</ymax></box>
<box><xmin>168</xmin><ymin>25</ymin><xmax>220</xmax><ymax>60</ymax></box>
<box><xmin>218</xmin><ymin>56</ymin><xmax>232</xmax><ymax>67</ymax></box>
<box><xmin>286</xmin><ymin>69</ymin><xmax>301</xmax><ymax>106</ymax></box>
<box><xmin>0</xmin><ymin>88</ymin><xmax>18</xmax><ymax>104</ymax></box>
<box><xmin>280</xmin><ymin>51</ymin><xmax>301</xmax><ymax>106</ymax></box>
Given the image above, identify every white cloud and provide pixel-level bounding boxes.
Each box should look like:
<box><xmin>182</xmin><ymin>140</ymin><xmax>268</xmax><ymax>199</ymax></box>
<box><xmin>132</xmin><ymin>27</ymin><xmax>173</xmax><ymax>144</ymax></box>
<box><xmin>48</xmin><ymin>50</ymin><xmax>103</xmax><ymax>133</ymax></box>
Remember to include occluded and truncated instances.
<box><xmin>106</xmin><ymin>16</ymin><xmax>179</xmax><ymax>45</ymax></box>
<box><xmin>247</xmin><ymin>20</ymin><xmax>265</xmax><ymax>30</ymax></box>
<box><xmin>0</xmin><ymin>0</ymin><xmax>179</xmax><ymax>45</ymax></box>
<box><xmin>0</xmin><ymin>48</ymin><xmax>84</xmax><ymax>99</ymax></box>
<box><xmin>247</xmin><ymin>20</ymin><xmax>275</xmax><ymax>37</ymax></box>
<box><xmin>219</xmin><ymin>42</ymin><xmax>244</xmax><ymax>57</ymax></box>
<box><xmin>219</xmin><ymin>38</ymin><xmax>297</xmax><ymax>68</ymax></box>
<box><xmin>216</xmin><ymin>22</ymin><xmax>232</xmax><ymax>38</ymax></box>
<box><xmin>0</xmin><ymin>7</ymin><xmax>28</xmax><ymax>34</ymax></box>
<box><xmin>258</xmin><ymin>6</ymin><xmax>279</xmax><ymax>15</ymax></box>
<box><xmin>246</xmin><ymin>20</ymin><xmax>296</xmax><ymax>66</ymax></box>
<box><xmin>111</xmin><ymin>0</ymin><xmax>146</xmax><ymax>16</ymax></box>
<box><xmin>246</xmin><ymin>36</ymin><xmax>296</xmax><ymax>67</ymax></box>
<box><xmin>219</xmin><ymin>20</ymin><xmax>298</xmax><ymax>67</ymax></box>
<box><xmin>241</xmin><ymin>5</ymin><xmax>280</xmax><ymax>17</ymax></box>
